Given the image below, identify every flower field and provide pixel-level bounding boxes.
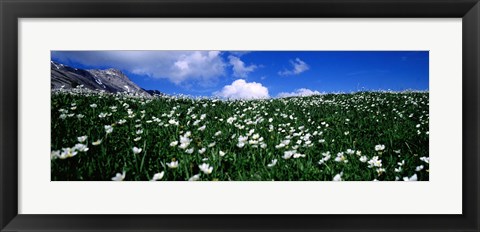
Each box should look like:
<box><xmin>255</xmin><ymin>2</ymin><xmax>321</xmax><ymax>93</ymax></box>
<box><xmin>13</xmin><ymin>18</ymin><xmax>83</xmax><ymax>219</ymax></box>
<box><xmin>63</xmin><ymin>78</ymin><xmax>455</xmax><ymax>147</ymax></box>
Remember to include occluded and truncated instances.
<box><xmin>51</xmin><ymin>88</ymin><xmax>429</xmax><ymax>181</ymax></box>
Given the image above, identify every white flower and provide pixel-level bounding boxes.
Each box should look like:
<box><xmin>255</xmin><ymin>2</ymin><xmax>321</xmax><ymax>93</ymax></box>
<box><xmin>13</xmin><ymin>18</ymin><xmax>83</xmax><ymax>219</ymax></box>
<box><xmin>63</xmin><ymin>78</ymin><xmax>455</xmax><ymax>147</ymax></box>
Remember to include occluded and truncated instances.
<box><xmin>132</xmin><ymin>147</ymin><xmax>142</xmax><ymax>154</ymax></box>
<box><xmin>199</xmin><ymin>163</ymin><xmax>213</xmax><ymax>174</ymax></box>
<box><xmin>322</xmin><ymin>151</ymin><xmax>331</xmax><ymax>158</ymax></box>
<box><xmin>150</xmin><ymin>171</ymin><xmax>165</xmax><ymax>181</ymax></box>
<box><xmin>275</xmin><ymin>144</ymin><xmax>286</xmax><ymax>149</ymax></box>
<box><xmin>334</xmin><ymin>152</ymin><xmax>347</xmax><ymax>163</ymax></box>
<box><xmin>374</xmin><ymin>144</ymin><xmax>385</xmax><ymax>151</ymax></box>
<box><xmin>376</xmin><ymin>168</ymin><xmax>386</xmax><ymax>175</ymax></box>
<box><xmin>77</xmin><ymin>135</ymin><xmax>88</xmax><ymax>143</ymax></box>
<box><xmin>346</xmin><ymin>149</ymin><xmax>355</xmax><ymax>155</ymax></box>
<box><xmin>403</xmin><ymin>174</ymin><xmax>418</xmax><ymax>181</ymax></box>
<box><xmin>227</xmin><ymin>117</ymin><xmax>236</xmax><ymax>124</ymax></box>
<box><xmin>219</xmin><ymin>151</ymin><xmax>226</xmax><ymax>157</ymax></box>
<box><xmin>395</xmin><ymin>167</ymin><xmax>402</xmax><ymax>173</ymax></box>
<box><xmin>166</xmin><ymin>160</ymin><xmax>179</xmax><ymax>169</ymax></box>
<box><xmin>98</xmin><ymin>112</ymin><xmax>108</xmax><ymax>118</ymax></box>
<box><xmin>134</xmin><ymin>137</ymin><xmax>142</xmax><ymax>142</ymax></box>
<box><xmin>237</xmin><ymin>142</ymin><xmax>245</xmax><ymax>148</ymax></box>
<box><xmin>92</xmin><ymin>139</ymin><xmax>102</xmax><ymax>146</ymax></box>
<box><xmin>118</xmin><ymin>119</ymin><xmax>127</xmax><ymax>124</ymax></box>
<box><xmin>318</xmin><ymin>152</ymin><xmax>331</xmax><ymax>165</ymax></box>
<box><xmin>282</xmin><ymin>150</ymin><xmax>295</xmax><ymax>159</ymax></box>
<box><xmin>208</xmin><ymin>142</ymin><xmax>216</xmax><ymax>148</ymax></box>
<box><xmin>344</xmin><ymin>131</ymin><xmax>349</xmax><ymax>135</ymax></box>
<box><xmin>252</xmin><ymin>134</ymin><xmax>260</xmax><ymax>140</ymax></box>
<box><xmin>186</xmin><ymin>148</ymin><xmax>194</xmax><ymax>154</ymax></box>
<box><xmin>198</xmin><ymin>148</ymin><xmax>206</xmax><ymax>154</ymax></box>
<box><xmin>51</xmin><ymin>150</ymin><xmax>60</xmax><ymax>160</ymax></box>
<box><xmin>419</xmin><ymin>156</ymin><xmax>430</xmax><ymax>164</ymax></box>
<box><xmin>90</xmin><ymin>104</ymin><xmax>97</xmax><ymax>108</ymax></box>
<box><xmin>170</xmin><ymin>141</ymin><xmax>178</xmax><ymax>147</ymax></box>
<box><xmin>238</xmin><ymin>135</ymin><xmax>248</xmax><ymax>142</ymax></box>
<box><xmin>178</xmin><ymin>143</ymin><xmax>190</xmax><ymax>149</ymax></box>
<box><xmin>59</xmin><ymin>147</ymin><xmax>78</xmax><ymax>159</ymax></box>
<box><xmin>111</xmin><ymin>171</ymin><xmax>126</xmax><ymax>181</ymax></box>
<box><xmin>168</xmin><ymin>119</ymin><xmax>178</xmax><ymax>125</ymax></box>
<box><xmin>136</xmin><ymin>129</ymin><xmax>143</xmax><ymax>135</ymax></box>
<box><xmin>359</xmin><ymin>156</ymin><xmax>368</xmax><ymax>163</ymax></box>
<box><xmin>198</xmin><ymin>125</ymin><xmax>206</xmax><ymax>131</ymax></box>
<box><xmin>74</xmin><ymin>143</ymin><xmax>89</xmax><ymax>152</ymax></box>
<box><xmin>415</xmin><ymin>165</ymin><xmax>424</xmax><ymax>171</ymax></box>
<box><xmin>367</xmin><ymin>156</ymin><xmax>382</xmax><ymax>168</ymax></box>
<box><xmin>333</xmin><ymin>172</ymin><xmax>343</xmax><ymax>181</ymax></box>
<box><xmin>293</xmin><ymin>153</ymin><xmax>306</xmax><ymax>158</ymax></box>
<box><xmin>267</xmin><ymin>159</ymin><xmax>277</xmax><ymax>167</ymax></box>
<box><xmin>179</xmin><ymin>135</ymin><xmax>192</xmax><ymax>149</ymax></box>
<box><xmin>276</xmin><ymin>139</ymin><xmax>290</xmax><ymax>149</ymax></box>
<box><xmin>193</xmin><ymin>120</ymin><xmax>201</xmax><ymax>126</ymax></box>
<box><xmin>104</xmin><ymin>125</ymin><xmax>113</xmax><ymax>134</ymax></box>
<box><xmin>188</xmin><ymin>174</ymin><xmax>201</xmax><ymax>181</ymax></box>
<box><xmin>214</xmin><ymin>131</ymin><xmax>222</xmax><ymax>136</ymax></box>
<box><xmin>393</xmin><ymin>149</ymin><xmax>401</xmax><ymax>154</ymax></box>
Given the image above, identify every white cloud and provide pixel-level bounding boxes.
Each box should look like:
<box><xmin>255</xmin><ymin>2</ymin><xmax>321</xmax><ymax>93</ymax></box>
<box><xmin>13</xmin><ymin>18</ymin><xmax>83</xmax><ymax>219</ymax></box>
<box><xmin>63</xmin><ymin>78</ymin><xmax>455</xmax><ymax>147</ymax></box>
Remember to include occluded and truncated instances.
<box><xmin>277</xmin><ymin>88</ymin><xmax>320</xmax><ymax>98</ymax></box>
<box><xmin>52</xmin><ymin>51</ymin><xmax>226</xmax><ymax>86</ymax></box>
<box><xmin>278</xmin><ymin>58</ymin><xmax>309</xmax><ymax>76</ymax></box>
<box><xmin>228</xmin><ymin>55</ymin><xmax>257</xmax><ymax>78</ymax></box>
<box><xmin>215</xmin><ymin>79</ymin><xmax>269</xmax><ymax>99</ymax></box>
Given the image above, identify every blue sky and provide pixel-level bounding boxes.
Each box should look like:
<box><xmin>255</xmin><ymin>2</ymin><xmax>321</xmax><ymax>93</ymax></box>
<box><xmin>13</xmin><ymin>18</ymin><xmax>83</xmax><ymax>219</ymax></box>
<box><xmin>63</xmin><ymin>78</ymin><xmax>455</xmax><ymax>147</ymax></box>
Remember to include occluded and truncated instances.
<box><xmin>51</xmin><ymin>51</ymin><xmax>428</xmax><ymax>99</ymax></box>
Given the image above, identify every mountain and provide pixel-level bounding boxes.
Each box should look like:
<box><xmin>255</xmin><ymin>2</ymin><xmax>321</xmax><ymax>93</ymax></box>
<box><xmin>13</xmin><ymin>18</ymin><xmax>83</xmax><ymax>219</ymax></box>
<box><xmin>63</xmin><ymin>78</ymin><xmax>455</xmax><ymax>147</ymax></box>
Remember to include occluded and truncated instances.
<box><xmin>141</xmin><ymin>88</ymin><xmax>164</xmax><ymax>96</ymax></box>
<box><xmin>51</xmin><ymin>61</ymin><xmax>156</xmax><ymax>96</ymax></box>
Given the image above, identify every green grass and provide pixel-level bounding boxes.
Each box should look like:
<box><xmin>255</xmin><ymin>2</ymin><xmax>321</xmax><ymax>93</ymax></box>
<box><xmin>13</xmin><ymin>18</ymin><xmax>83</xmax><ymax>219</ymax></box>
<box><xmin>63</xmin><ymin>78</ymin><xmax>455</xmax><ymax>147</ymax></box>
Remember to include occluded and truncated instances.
<box><xmin>51</xmin><ymin>88</ymin><xmax>429</xmax><ymax>181</ymax></box>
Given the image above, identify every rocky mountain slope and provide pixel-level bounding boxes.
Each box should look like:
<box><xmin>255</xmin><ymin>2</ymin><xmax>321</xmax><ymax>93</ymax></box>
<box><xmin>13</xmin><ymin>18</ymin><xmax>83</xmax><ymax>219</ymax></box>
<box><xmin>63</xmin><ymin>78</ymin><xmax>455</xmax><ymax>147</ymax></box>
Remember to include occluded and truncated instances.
<box><xmin>51</xmin><ymin>61</ymin><xmax>157</xmax><ymax>95</ymax></box>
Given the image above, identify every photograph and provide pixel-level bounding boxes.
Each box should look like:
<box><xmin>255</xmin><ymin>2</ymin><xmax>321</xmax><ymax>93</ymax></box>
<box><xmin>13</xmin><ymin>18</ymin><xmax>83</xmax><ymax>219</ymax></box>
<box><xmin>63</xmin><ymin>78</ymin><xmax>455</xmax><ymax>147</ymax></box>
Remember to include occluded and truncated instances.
<box><xmin>50</xmin><ymin>50</ymin><xmax>429</xmax><ymax>181</ymax></box>
<box><xmin>3</xmin><ymin>0</ymin><xmax>478</xmax><ymax>230</ymax></box>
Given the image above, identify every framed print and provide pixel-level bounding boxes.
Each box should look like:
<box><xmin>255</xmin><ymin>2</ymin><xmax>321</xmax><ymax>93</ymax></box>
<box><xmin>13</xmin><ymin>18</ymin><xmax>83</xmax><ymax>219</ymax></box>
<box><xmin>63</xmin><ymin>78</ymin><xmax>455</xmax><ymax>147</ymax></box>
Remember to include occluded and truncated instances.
<box><xmin>1</xmin><ymin>0</ymin><xmax>479</xmax><ymax>231</ymax></box>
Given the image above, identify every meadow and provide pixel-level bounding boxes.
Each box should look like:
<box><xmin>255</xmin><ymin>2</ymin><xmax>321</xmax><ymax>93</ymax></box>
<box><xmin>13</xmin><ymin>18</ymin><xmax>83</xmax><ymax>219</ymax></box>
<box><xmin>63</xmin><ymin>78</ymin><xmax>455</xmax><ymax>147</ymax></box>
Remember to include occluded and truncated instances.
<box><xmin>51</xmin><ymin>87</ymin><xmax>429</xmax><ymax>181</ymax></box>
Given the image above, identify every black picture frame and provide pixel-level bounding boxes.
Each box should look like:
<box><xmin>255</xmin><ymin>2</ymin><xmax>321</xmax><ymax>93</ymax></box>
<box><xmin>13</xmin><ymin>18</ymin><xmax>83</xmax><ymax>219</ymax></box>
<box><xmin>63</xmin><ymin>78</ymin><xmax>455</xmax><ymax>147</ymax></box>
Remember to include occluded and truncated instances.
<box><xmin>1</xmin><ymin>0</ymin><xmax>479</xmax><ymax>231</ymax></box>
